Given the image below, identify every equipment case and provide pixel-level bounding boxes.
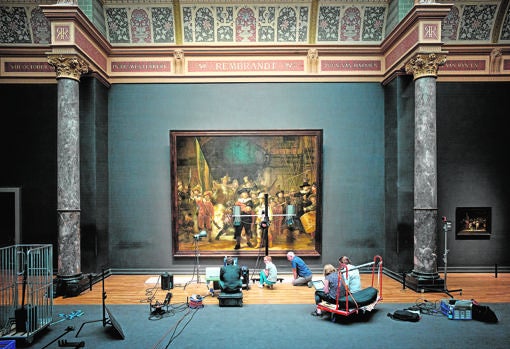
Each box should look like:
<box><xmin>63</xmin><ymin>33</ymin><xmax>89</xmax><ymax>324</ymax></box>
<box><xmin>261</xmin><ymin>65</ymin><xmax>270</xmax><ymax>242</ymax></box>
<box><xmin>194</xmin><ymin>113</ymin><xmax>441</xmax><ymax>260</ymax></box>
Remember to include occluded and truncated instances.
<box><xmin>218</xmin><ymin>292</ymin><xmax>243</xmax><ymax>307</ymax></box>
<box><xmin>440</xmin><ymin>299</ymin><xmax>472</xmax><ymax>320</ymax></box>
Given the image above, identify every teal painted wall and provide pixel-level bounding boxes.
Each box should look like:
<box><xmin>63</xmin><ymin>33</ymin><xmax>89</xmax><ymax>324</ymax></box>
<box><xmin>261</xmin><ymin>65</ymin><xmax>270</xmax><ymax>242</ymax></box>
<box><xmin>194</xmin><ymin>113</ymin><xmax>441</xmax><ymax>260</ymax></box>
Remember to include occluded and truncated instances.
<box><xmin>384</xmin><ymin>76</ymin><xmax>415</xmax><ymax>274</ymax></box>
<box><xmin>80</xmin><ymin>78</ymin><xmax>110</xmax><ymax>272</ymax></box>
<box><xmin>436</xmin><ymin>82</ymin><xmax>510</xmax><ymax>270</ymax></box>
<box><xmin>101</xmin><ymin>80</ymin><xmax>510</xmax><ymax>273</ymax></box>
<box><xmin>107</xmin><ymin>83</ymin><xmax>386</xmax><ymax>270</ymax></box>
<box><xmin>1</xmin><ymin>81</ymin><xmax>509</xmax><ymax>273</ymax></box>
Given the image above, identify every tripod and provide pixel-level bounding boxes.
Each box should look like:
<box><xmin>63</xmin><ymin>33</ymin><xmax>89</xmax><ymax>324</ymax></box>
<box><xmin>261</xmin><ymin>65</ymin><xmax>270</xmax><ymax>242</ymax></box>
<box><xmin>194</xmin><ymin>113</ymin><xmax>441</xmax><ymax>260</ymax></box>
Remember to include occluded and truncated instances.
<box><xmin>184</xmin><ymin>234</ymin><xmax>206</xmax><ymax>290</ymax></box>
<box><xmin>441</xmin><ymin>217</ymin><xmax>462</xmax><ymax>298</ymax></box>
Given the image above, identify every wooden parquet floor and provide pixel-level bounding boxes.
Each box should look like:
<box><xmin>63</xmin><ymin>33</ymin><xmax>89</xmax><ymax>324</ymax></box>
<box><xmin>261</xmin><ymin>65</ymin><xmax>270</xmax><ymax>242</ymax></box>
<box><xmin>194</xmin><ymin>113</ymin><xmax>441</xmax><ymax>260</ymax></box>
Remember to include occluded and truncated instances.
<box><xmin>53</xmin><ymin>273</ymin><xmax>510</xmax><ymax>306</ymax></box>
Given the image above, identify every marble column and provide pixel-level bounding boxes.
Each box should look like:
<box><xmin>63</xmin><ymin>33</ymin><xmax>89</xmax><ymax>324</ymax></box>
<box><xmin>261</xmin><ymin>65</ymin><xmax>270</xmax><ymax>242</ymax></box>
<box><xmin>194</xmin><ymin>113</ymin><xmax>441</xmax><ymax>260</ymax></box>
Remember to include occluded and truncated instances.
<box><xmin>48</xmin><ymin>54</ymin><xmax>89</xmax><ymax>290</ymax></box>
<box><xmin>404</xmin><ymin>53</ymin><xmax>447</xmax><ymax>291</ymax></box>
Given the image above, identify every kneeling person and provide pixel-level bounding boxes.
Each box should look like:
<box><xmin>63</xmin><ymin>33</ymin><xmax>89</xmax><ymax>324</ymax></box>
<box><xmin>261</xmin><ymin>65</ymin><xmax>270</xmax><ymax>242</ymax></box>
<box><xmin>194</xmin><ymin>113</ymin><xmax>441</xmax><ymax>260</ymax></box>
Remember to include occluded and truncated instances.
<box><xmin>259</xmin><ymin>256</ymin><xmax>278</xmax><ymax>288</ymax></box>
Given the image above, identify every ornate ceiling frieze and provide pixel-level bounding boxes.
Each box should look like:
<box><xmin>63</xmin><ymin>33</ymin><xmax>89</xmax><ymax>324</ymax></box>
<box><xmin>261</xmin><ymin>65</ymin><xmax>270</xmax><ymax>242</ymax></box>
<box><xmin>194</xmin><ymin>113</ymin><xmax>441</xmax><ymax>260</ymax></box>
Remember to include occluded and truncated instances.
<box><xmin>1</xmin><ymin>1</ymin><xmax>509</xmax><ymax>45</ymax></box>
<box><xmin>0</xmin><ymin>1</ymin><xmax>509</xmax><ymax>83</ymax></box>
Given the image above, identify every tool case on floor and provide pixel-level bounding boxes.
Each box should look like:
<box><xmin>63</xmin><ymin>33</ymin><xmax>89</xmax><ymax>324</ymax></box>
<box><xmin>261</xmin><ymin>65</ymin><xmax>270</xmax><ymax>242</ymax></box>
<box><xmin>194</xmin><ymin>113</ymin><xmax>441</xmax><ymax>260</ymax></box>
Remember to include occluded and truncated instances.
<box><xmin>440</xmin><ymin>299</ymin><xmax>472</xmax><ymax>320</ymax></box>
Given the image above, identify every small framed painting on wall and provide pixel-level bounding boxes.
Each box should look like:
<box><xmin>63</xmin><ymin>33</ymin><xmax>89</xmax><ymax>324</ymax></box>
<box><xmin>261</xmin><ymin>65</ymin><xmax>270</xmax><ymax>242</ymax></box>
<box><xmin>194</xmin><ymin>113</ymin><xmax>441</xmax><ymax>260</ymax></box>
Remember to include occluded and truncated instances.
<box><xmin>455</xmin><ymin>207</ymin><xmax>491</xmax><ymax>239</ymax></box>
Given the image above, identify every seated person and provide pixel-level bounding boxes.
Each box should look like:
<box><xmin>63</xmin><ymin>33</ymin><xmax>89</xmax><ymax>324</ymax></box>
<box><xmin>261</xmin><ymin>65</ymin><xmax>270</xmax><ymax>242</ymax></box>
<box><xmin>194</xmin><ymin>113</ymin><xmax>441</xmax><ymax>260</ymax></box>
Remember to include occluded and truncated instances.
<box><xmin>339</xmin><ymin>256</ymin><xmax>362</xmax><ymax>293</ymax></box>
<box><xmin>311</xmin><ymin>264</ymin><xmax>346</xmax><ymax>316</ymax></box>
<box><xmin>219</xmin><ymin>256</ymin><xmax>242</xmax><ymax>293</ymax></box>
<box><xmin>258</xmin><ymin>255</ymin><xmax>278</xmax><ymax>288</ymax></box>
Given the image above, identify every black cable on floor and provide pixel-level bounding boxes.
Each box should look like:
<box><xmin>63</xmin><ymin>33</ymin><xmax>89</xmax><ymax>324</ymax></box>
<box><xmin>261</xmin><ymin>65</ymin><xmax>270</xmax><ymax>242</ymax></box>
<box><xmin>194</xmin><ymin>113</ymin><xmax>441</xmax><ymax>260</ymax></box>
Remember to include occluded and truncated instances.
<box><xmin>406</xmin><ymin>298</ymin><xmax>443</xmax><ymax>316</ymax></box>
<box><xmin>140</xmin><ymin>275</ymin><xmax>162</xmax><ymax>304</ymax></box>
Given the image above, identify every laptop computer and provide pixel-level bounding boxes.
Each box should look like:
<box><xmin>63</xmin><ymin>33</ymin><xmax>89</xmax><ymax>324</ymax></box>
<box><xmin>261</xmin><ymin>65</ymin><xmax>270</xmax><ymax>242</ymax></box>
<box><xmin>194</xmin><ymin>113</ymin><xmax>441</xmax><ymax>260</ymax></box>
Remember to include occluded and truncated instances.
<box><xmin>311</xmin><ymin>280</ymin><xmax>324</xmax><ymax>291</ymax></box>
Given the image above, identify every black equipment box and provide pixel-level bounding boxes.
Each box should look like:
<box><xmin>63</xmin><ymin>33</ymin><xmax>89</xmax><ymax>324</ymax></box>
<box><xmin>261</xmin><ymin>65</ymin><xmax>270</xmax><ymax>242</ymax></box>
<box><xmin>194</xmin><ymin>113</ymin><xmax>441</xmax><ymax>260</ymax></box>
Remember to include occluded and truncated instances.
<box><xmin>15</xmin><ymin>305</ymin><xmax>38</xmax><ymax>333</ymax></box>
<box><xmin>218</xmin><ymin>292</ymin><xmax>243</xmax><ymax>307</ymax></box>
<box><xmin>241</xmin><ymin>266</ymin><xmax>250</xmax><ymax>289</ymax></box>
<box><xmin>161</xmin><ymin>272</ymin><xmax>173</xmax><ymax>290</ymax></box>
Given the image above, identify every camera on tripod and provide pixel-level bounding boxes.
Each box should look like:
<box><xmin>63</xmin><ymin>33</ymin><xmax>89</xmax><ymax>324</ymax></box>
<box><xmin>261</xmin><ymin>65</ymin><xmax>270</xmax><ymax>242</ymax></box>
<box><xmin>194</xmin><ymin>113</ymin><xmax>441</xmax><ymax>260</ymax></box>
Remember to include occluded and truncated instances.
<box><xmin>194</xmin><ymin>230</ymin><xmax>207</xmax><ymax>240</ymax></box>
<box><xmin>442</xmin><ymin>216</ymin><xmax>452</xmax><ymax>230</ymax></box>
<box><xmin>259</xmin><ymin>218</ymin><xmax>270</xmax><ymax>229</ymax></box>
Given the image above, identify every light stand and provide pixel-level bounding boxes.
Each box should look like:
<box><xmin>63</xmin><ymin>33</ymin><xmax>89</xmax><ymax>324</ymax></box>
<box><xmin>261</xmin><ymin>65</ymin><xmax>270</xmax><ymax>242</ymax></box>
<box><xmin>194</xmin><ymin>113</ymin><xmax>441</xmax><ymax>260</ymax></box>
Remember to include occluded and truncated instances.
<box><xmin>184</xmin><ymin>231</ymin><xmax>207</xmax><ymax>290</ymax></box>
<box><xmin>441</xmin><ymin>217</ymin><xmax>462</xmax><ymax>298</ymax></box>
<box><xmin>260</xmin><ymin>193</ymin><xmax>270</xmax><ymax>257</ymax></box>
<box><xmin>75</xmin><ymin>268</ymin><xmax>125</xmax><ymax>339</ymax></box>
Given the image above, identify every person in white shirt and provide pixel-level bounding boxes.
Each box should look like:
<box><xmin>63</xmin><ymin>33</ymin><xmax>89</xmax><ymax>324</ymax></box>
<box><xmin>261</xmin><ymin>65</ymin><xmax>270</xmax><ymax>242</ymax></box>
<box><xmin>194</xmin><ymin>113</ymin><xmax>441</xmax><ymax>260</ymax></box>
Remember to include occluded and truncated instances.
<box><xmin>258</xmin><ymin>256</ymin><xmax>278</xmax><ymax>288</ymax></box>
<box><xmin>339</xmin><ymin>256</ymin><xmax>362</xmax><ymax>293</ymax></box>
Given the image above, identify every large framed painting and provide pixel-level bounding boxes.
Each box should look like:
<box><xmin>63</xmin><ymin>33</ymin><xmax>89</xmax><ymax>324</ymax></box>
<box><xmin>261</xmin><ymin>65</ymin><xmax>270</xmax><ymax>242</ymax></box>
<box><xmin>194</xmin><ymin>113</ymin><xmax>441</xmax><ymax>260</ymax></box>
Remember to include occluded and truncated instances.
<box><xmin>170</xmin><ymin>130</ymin><xmax>323</xmax><ymax>257</ymax></box>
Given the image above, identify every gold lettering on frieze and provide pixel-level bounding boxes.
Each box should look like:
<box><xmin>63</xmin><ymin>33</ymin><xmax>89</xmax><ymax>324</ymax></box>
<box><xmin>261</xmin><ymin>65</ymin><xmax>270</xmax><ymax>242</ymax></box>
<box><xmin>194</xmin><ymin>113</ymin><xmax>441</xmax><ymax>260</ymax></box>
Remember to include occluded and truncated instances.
<box><xmin>321</xmin><ymin>59</ymin><xmax>381</xmax><ymax>72</ymax></box>
<box><xmin>187</xmin><ymin>59</ymin><xmax>304</xmax><ymax>73</ymax></box>
<box><xmin>213</xmin><ymin>61</ymin><xmax>278</xmax><ymax>71</ymax></box>
<box><xmin>4</xmin><ymin>62</ymin><xmax>54</xmax><ymax>73</ymax></box>
<box><xmin>442</xmin><ymin>61</ymin><xmax>485</xmax><ymax>71</ymax></box>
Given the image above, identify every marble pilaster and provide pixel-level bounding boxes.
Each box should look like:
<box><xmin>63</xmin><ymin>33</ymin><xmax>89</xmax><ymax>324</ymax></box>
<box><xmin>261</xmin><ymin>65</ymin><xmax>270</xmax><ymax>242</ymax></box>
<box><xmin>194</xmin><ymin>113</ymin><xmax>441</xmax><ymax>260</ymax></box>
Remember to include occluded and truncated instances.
<box><xmin>404</xmin><ymin>53</ymin><xmax>447</xmax><ymax>291</ymax></box>
<box><xmin>48</xmin><ymin>54</ymin><xmax>88</xmax><ymax>288</ymax></box>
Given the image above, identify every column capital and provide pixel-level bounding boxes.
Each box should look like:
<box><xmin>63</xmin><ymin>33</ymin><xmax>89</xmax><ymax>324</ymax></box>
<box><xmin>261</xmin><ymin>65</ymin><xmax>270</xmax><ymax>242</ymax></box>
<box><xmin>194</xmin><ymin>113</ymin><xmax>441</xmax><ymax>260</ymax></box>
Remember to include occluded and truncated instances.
<box><xmin>405</xmin><ymin>52</ymin><xmax>447</xmax><ymax>80</ymax></box>
<box><xmin>48</xmin><ymin>54</ymin><xmax>89</xmax><ymax>81</ymax></box>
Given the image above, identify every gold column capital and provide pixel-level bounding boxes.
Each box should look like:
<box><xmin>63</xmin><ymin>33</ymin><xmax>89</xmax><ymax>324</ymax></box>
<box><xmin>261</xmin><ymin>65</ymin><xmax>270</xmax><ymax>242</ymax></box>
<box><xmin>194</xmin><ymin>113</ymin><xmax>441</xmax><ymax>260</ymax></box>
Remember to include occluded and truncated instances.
<box><xmin>405</xmin><ymin>53</ymin><xmax>447</xmax><ymax>80</ymax></box>
<box><xmin>48</xmin><ymin>54</ymin><xmax>89</xmax><ymax>81</ymax></box>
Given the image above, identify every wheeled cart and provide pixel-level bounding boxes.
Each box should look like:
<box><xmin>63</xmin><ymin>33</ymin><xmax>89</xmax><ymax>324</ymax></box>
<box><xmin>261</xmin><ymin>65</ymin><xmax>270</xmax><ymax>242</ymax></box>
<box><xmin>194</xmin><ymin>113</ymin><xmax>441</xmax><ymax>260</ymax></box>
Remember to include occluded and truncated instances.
<box><xmin>0</xmin><ymin>245</ymin><xmax>53</xmax><ymax>343</ymax></box>
<box><xmin>317</xmin><ymin>255</ymin><xmax>383</xmax><ymax>321</ymax></box>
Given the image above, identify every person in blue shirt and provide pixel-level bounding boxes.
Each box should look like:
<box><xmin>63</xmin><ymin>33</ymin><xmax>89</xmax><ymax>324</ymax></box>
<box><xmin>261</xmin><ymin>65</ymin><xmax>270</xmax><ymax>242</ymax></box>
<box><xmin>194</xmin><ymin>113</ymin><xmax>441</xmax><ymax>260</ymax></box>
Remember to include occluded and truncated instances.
<box><xmin>286</xmin><ymin>251</ymin><xmax>313</xmax><ymax>286</ymax></box>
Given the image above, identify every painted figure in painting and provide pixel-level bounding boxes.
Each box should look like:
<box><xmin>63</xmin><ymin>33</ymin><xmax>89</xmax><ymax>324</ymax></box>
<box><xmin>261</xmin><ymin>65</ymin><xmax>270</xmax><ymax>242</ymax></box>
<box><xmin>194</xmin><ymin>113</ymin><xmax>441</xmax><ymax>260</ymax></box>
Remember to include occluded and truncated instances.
<box><xmin>214</xmin><ymin>208</ymin><xmax>231</xmax><ymax>239</ymax></box>
<box><xmin>212</xmin><ymin>175</ymin><xmax>236</xmax><ymax>205</ymax></box>
<box><xmin>302</xmin><ymin>193</ymin><xmax>317</xmax><ymax>243</ymax></box>
<box><xmin>270</xmin><ymin>193</ymin><xmax>283</xmax><ymax>240</ymax></box>
<box><xmin>196</xmin><ymin>190</ymin><xmax>215</xmax><ymax>242</ymax></box>
<box><xmin>233</xmin><ymin>188</ymin><xmax>255</xmax><ymax>250</ymax></box>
